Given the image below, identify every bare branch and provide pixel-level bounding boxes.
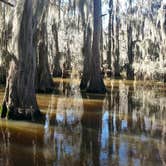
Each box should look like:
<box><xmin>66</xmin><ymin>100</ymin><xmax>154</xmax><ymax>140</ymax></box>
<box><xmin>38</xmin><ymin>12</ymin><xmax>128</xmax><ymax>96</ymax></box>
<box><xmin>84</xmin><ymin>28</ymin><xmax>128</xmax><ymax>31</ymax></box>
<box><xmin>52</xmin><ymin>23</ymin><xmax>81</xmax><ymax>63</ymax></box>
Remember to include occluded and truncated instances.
<box><xmin>0</xmin><ymin>0</ymin><xmax>14</xmax><ymax>7</ymax></box>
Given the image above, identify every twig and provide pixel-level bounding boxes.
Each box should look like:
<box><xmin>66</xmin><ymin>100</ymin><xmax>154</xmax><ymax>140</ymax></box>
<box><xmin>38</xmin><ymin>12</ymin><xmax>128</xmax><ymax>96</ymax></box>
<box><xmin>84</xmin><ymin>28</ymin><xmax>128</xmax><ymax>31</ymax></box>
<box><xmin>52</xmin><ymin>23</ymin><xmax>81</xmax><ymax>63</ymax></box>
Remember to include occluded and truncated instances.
<box><xmin>0</xmin><ymin>0</ymin><xmax>14</xmax><ymax>7</ymax></box>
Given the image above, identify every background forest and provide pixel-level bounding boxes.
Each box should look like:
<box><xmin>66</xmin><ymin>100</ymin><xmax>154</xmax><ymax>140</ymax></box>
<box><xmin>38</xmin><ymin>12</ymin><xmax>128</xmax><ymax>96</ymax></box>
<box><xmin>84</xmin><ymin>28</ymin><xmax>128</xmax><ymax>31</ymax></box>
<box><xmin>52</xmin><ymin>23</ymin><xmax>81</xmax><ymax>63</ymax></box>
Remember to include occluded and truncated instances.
<box><xmin>0</xmin><ymin>0</ymin><xmax>166</xmax><ymax>83</ymax></box>
<box><xmin>0</xmin><ymin>0</ymin><xmax>166</xmax><ymax>117</ymax></box>
<box><xmin>0</xmin><ymin>1</ymin><xmax>165</xmax><ymax>166</ymax></box>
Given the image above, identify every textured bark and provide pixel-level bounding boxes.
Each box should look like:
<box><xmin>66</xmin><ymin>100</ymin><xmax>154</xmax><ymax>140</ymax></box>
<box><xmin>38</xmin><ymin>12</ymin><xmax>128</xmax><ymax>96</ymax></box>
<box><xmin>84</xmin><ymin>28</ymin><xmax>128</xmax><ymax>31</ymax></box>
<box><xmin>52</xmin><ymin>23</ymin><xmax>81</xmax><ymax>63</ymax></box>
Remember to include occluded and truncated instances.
<box><xmin>111</xmin><ymin>8</ymin><xmax>115</xmax><ymax>75</ymax></box>
<box><xmin>1</xmin><ymin>0</ymin><xmax>40</xmax><ymax>120</ymax></box>
<box><xmin>78</xmin><ymin>0</ymin><xmax>85</xmax><ymax>27</ymax></box>
<box><xmin>35</xmin><ymin>5</ymin><xmax>54</xmax><ymax>93</ymax></box>
<box><xmin>113</xmin><ymin>0</ymin><xmax>121</xmax><ymax>78</ymax></box>
<box><xmin>127</xmin><ymin>0</ymin><xmax>134</xmax><ymax>80</ymax></box>
<box><xmin>0</xmin><ymin>66</ymin><xmax>6</xmax><ymax>84</ymax></box>
<box><xmin>58</xmin><ymin>0</ymin><xmax>61</xmax><ymax>20</ymax></box>
<box><xmin>87</xmin><ymin>0</ymin><xmax>106</xmax><ymax>93</ymax></box>
<box><xmin>100</xmin><ymin>20</ymin><xmax>104</xmax><ymax>65</ymax></box>
<box><xmin>107</xmin><ymin>0</ymin><xmax>113</xmax><ymax>71</ymax></box>
<box><xmin>0</xmin><ymin>5</ymin><xmax>7</xmax><ymax>84</ymax></box>
<box><xmin>36</xmin><ymin>20</ymin><xmax>54</xmax><ymax>93</ymax></box>
<box><xmin>66</xmin><ymin>41</ymin><xmax>72</xmax><ymax>71</ymax></box>
<box><xmin>32</xmin><ymin>0</ymin><xmax>54</xmax><ymax>92</ymax></box>
<box><xmin>80</xmin><ymin>24</ymin><xmax>91</xmax><ymax>90</ymax></box>
<box><xmin>62</xmin><ymin>41</ymin><xmax>72</xmax><ymax>78</ymax></box>
<box><xmin>0</xmin><ymin>5</ymin><xmax>7</xmax><ymax>51</ymax></box>
<box><xmin>127</xmin><ymin>23</ymin><xmax>134</xmax><ymax>80</ymax></box>
<box><xmin>52</xmin><ymin>22</ymin><xmax>62</xmax><ymax>77</ymax></box>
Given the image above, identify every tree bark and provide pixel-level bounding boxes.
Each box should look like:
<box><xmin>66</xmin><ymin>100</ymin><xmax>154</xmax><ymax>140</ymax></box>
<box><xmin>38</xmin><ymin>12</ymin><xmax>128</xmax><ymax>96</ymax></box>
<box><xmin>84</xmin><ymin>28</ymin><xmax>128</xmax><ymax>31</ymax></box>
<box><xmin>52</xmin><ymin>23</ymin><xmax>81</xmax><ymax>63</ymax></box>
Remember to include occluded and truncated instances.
<box><xmin>36</xmin><ymin>25</ymin><xmax>54</xmax><ymax>92</ymax></box>
<box><xmin>127</xmin><ymin>0</ymin><xmax>134</xmax><ymax>80</ymax></box>
<box><xmin>1</xmin><ymin>0</ymin><xmax>40</xmax><ymax>120</ymax></box>
<box><xmin>80</xmin><ymin>23</ymin><xmax>92</xmax><ymax>90</ymax></box>
<box><xmin>52</xmin><ymin>22</ymin><xmax>62</xmax><ymax>77</ymax></box>
<box><xmin>86</xmin><ymin>0</ymin><xmax>106</xmax><ymax>93</ymax></box>
<box><xmin>100</xmin><ymin>19</ymin><xmax>104</xmax><ymax>65</ymax></box>
<box><xmin>36</xmin><ymin>7</ymin><xmax>54</xmax><ymax>93</ymax></box>
<box><xmin>113</xmin><ymin>0</ymin><xmax>121</xmax><ymax>78</ymax></box>
<box><xmin>66</xmin><ymin>41</ymin><xmax>72</xmax><ymax>71</ymax></box>
<box><xmin>107</xmin><ymin>0</ymin><xmax>113</xmax><ymax>71</ymax></box>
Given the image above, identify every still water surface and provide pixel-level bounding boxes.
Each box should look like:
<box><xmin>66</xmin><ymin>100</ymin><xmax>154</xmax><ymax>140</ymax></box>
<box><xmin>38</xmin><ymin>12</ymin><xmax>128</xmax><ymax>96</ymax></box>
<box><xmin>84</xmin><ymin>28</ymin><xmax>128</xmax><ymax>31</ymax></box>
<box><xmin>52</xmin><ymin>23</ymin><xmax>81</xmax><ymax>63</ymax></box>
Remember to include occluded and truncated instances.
<box><xmin>0</xmin><ymin>79</ymin><xmax>165</xmax><ymax>166</ymax></box>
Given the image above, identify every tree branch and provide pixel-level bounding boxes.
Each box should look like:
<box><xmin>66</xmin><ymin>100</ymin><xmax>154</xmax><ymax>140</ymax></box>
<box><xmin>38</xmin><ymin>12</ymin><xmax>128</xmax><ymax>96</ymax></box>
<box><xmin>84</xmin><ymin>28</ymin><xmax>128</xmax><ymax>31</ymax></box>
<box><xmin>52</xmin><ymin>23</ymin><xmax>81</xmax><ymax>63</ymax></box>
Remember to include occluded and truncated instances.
<box><xmin>0</xmin><ymin>0</ymin><xmax>14</xmax><ymax>7</ymax></box>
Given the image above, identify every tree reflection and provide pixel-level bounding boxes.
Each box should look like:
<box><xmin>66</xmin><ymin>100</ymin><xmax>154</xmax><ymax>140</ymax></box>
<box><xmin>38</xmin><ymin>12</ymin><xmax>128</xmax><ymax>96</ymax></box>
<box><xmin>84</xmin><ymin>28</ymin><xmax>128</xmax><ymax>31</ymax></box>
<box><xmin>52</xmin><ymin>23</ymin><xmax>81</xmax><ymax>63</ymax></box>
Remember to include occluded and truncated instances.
<box><xmin>44</xmin><ymin>78</ymin><xmax>83</xmax><ymax>165</ymax></box>
<box><xmin>49</xmin><ymin>80</ymin><xmax>165</xmax><ymax>165</ymax></box>
<box><xmin>80</xmin><ymin>93</ymin><xmax>104</xmax><ymax>166</ymax></box>
<box><xmin>97</xmin><ymin>80</ymin><xmax>165</xmax><ymax>165</ymax></box>
<box><xmin>0</xmin><ymin>80</ymin><xmax>164</xmax><ymax>165</ymax></box>
<box><xmin>0</xmin><ymin>120</ymin><xmax>11</xmax><ymax>166</ymax></box>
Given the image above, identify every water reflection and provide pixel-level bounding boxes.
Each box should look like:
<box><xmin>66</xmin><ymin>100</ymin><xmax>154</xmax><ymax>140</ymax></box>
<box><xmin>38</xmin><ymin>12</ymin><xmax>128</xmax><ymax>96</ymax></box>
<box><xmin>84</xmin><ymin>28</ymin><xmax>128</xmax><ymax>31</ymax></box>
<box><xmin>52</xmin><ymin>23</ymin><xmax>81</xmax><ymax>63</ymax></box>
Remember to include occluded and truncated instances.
<box><xmin>0</xmin><ymin>120</ymin><xmax>45</xmax><ymax>166</ymax></box>
<box><xmin>80</xmin><ymin>93</ymin><xmax>104</xmax><ymax>166</ymax></box>
<box><xmin>0</xmin><ymin>121</ymin><xmax>11</xmax><ymax>166</ymax></box>
<box><xmin>44</xmin><ymin>78</ymin><xmax>83</xmax><ymax>165</ymax></box>
<box><xmin>0</xmin><ymin>79</ymin><xmax>165</xmax><ymax>166</ymax></box>
<box><xmin>100</xmin><ymin>97</ymin><xmax>109</xmax><ymax>166</ymax></box>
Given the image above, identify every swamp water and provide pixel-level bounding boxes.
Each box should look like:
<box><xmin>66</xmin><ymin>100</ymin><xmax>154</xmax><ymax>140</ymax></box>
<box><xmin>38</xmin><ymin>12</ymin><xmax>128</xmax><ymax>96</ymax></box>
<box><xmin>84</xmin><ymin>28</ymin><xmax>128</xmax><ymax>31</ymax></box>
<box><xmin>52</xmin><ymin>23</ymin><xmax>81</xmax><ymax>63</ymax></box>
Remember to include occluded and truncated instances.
<box><xmin>0</xmin><ymin>79</ymin><xmax>165</xmax><ymax>166</ymax></box>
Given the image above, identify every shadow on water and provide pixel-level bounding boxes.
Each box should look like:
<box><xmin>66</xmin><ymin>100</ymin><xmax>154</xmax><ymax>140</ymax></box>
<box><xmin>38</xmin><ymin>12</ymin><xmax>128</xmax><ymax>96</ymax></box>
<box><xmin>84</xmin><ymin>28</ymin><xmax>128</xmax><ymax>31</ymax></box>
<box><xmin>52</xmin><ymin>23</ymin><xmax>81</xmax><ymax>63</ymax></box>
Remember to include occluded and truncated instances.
<box><xmin>0</xmin><ymin>79</ymin><xmax>165</xmax><ymax>166</ymax></box>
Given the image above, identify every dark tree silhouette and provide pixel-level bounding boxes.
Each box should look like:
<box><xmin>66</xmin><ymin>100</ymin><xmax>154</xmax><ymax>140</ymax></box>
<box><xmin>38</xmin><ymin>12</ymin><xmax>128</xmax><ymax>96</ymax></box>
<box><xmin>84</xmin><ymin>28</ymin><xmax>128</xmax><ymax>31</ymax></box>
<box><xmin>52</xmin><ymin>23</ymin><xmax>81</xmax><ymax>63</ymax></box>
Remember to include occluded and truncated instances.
<box><xmin>86</xmin><ymin>0</ymin><xmax>106</xmax><ymax>93</ymax></box>
<box><xmin>1</xmin><ymin>0</ymin><xmax>40</xmax><ymax>120</ymax></box>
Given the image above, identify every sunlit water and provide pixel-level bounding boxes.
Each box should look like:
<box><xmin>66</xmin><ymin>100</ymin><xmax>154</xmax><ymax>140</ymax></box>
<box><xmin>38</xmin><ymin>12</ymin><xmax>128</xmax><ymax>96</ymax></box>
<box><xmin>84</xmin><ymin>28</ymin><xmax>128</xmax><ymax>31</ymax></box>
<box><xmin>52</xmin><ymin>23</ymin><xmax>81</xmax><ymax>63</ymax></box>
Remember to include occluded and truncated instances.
<box><xmin>0</xmin><ymin>79</ymin><xmax>165</xmax><ymax>166</ymax></box>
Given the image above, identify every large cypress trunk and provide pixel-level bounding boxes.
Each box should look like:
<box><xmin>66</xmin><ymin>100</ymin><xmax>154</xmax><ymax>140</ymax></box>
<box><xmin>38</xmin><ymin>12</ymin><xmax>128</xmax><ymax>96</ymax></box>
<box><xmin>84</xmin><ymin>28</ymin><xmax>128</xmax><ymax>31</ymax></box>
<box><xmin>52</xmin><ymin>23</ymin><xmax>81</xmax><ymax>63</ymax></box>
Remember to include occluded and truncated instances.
<box><xmin>35</xmin><ymin>5</ymin><xmax>54</xmax><ymax>93</ymax></box>
<box><xmin>32</xmin><ymin>0</ymin><xmax>54</xmax><ymax>93</ymax></box>
<box><xmin>80</xmin><ymin>23</ymin><xmax>92</xmax><ymax>90</ymax></box>
<box><xmin>1</xmin><ymin>0</ymin><xmax>40</xmax><ymax>120</ymax></box>
<box><xmin>52</xmin><ymin>22</ymin><xmax>62</xmax><ymax>77</ymax></box>
<box><xmin>36</xmin><ymin>21</ymin><xmax>54</xmax><ymax>93</ymax></box>
<box><xmin>86</xmin><ymin>0</ymin><xmax>106</xmax><ymax>93</ymax></box>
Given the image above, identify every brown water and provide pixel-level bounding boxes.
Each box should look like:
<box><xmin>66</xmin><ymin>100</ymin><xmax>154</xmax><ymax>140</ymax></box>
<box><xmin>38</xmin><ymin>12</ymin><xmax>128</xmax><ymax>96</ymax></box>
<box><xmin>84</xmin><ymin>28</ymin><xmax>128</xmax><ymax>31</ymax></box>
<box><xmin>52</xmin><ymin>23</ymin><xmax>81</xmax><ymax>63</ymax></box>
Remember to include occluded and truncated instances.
<box><xmin>0</xmin><ymin>79</ymin><xmax>165</xmax><ymax>166</ymax></box>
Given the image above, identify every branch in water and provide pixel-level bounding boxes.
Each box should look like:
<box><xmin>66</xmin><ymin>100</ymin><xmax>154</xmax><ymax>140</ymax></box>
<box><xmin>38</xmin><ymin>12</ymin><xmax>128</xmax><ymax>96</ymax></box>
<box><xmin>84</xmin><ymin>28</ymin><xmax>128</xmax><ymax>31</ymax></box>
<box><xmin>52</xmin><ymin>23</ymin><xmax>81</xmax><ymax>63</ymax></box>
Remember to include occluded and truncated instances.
<box><xmin>0</xmin><ymin>0</ymin><xmax>14</xmax><ymax>7</ymax></box>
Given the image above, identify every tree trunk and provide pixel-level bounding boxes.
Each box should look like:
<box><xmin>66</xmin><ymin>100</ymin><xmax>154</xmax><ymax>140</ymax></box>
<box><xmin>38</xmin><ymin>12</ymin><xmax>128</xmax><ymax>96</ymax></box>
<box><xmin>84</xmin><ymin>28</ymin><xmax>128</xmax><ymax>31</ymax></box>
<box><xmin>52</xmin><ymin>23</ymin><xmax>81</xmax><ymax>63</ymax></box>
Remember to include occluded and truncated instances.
<box><xmin>58</xmin><ymin>0</ymin><xmax>61</xmax><ymax>20</ymax></box>
<box><xmin>66</xmin><ymin>41</ymin><xmax>72</xmax><ymax>71</ymax></box>
<box><xmin>100</xmin><ymin>19</ymin><xmax>104</xmax><ymax>65</ymax></box>
<box><xmin>80</xmin><ymin>23</ymin><xmax>92</xmax><ymax>90</ymax></box>
<box><xmin>113</xmin><ymin>0</ymin><xmax>121</xmax><ymax>78</ymax></box>
<box><xmin>107</xmin><ymin>0</ymin><xmax>113</xmax><ymax>71</ymax></box>
<box><xmin>111</xmin><ymin>7</ymin><xmax>115</xmax><ymax>77</ymax></box>
<box><xmin>127</xmin><ymin>0</ymin><xmax>134</xmax><ymax>80</ymax></box>
<box><xmin>36</xmin><ymin>8</ymin><xmax>54</xmax><ymax>93</ymax></box>
<box><xmin>1</xmin><ymin>0</ymin><xmax>40</xmax><ymax>120</ymax></box>
<box><xmin>36</xmin><ymin>22</ymin><xmax>54</xmax><ymax>93</ymax></box>
<box><xmin>0</xmin><ymin>5</ymin><xmax>7</xmax><ymax>84</ymax></box>
<box><xmin>52</xmin><ymin>22</ymin><xmax>62</xmax><ymax>77</ymax></box>
<box><xmin>87</xmin><ymin>0</ymin><xmax>106</xmax><ymax>93</ymax></box>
